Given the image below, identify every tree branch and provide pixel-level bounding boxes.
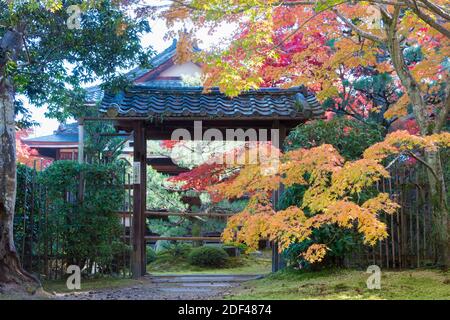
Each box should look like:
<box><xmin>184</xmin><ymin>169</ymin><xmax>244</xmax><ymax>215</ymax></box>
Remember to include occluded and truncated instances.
<box><xmin>418</xmin><ymin>0</ymin><xmax>450</xmax><ymax>21</ymax></box>
<box><xmin>377</xmin><ymin>4</ymin><xmax>393</xmax><ymax>21</ymax></box>
<box><xmin>385</xmin><ymin>154</ymin><xmax>402</xmax><ymax>169</ymax></box>
<box><xmin>21</xmin><ymin>35</ymin><xmax>31</xmax><ymax>64</ymax></box>
<box><xmin>269</xmin><ymin>0</ymin><xmax>350</xmax><ymax>52</ymax></box>
<box><xmin>405</xmin><ymin>0</ymin><xmax>450</xmax><ymax>38</ymax></box>
<box><xmin>406</xmin><ymin>151</ymin><xmax>439</xmax><ymax>181</ymax></box>
<box><xmin>332</xmin><ymin>8</ymin><xmax>385</xmax><ymax>43</ymax></box>
<box><xmin>433</xmin><ymin>85</ymin><xmax>450</xmax><ymax>133</ymax></box>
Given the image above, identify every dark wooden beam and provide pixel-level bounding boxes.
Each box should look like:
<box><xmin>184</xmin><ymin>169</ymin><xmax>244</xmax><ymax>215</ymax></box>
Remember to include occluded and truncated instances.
<box><xmin>109</xmin><ymin>117</ymin><xmax>308</xmax><ymax>141</ymax></box>
<box><xmin>140</xmin><ymin>126</ymin><xmax>147</xmax><ymax>275</ymax></box>
<box><xmin>118</xmin><ymin>211</ymin><xmax>235</xmax><ymax>218</ymax></box>
<box><xmin>145</xmin><ymin>236</ymin><xmax>222</xmax><ymax>242</ymax></box>
<box><xmin>144</xmin><ymin>119</ymin><xmax>301</xmax><ymax>141</ymax></box>
<box><xmin>147</xmin><ymin>211</ymin><xmax>233</xmax><ymax>218</ymax></box>
<box><xmin>131</xmin><ymin>121</ymin><xmax>147</xmax><ymax>278</ymax></box>
<box><xmin>147</xmin><ymin>157</ymin><xmax>189</xmax><ymax>175</ymax></box>
<box><xmin>272</xmin><ymin>120</ymin><xmax>287</xmax><ymax>272</ymax></box>
<box><xmin>99</xmin><ymin>133</ymin><xmax>132</xmax><ymax>137</ymax></box>
<box><xmin>86</xmin><ymin>116</ymin><xmax>307</xmax><ymax>122</ymax></box>
<box><xmin>149</xmin><ymin>165</ymin><xmax>189</xmax><ymax>175</ymax></box>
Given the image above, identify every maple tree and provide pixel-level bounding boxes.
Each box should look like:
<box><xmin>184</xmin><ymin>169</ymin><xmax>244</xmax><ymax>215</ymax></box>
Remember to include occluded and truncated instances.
<box><xmin>150</xmin><ymin>0</ymin><xmax>450</xmax><ymax>267</ymax></box>
<box><xmin>206</xmin><ymin>131</ymin><xmax>449</xmax><ymax>263</ymax></box>
<box><xmin>168</xmin><ymin>141</ymin><xmax>280</xmax><ymax>196</ymax></box>
<box><xmin>152</xmin><ymin>1</ymin><xmax>416</xmax><ymax>129</ymax></box>
<box><xmin>224</xmin><ymin>16</ymin><xmax>402</xmax><ymax>128</ymax></box>
<box><xmin>15</xmin><ymin>129</ymin><xmax>33</xmax><ymax>167</ymax></box>
<box><xmin>15</xmin><ymin>129</ymin><xmax>52</xmax><ymax>170</ymax></box>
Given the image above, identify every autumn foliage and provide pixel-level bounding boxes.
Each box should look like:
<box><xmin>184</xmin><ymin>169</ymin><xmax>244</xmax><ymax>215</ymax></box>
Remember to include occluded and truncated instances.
<box><xmin>200</xmin><ymin>131</ymin><xmax>450</xmax><ymax>263</ymax></box>
<box><xmin>169</xmin><ymin>141</ymin><xmax>281</xmax><ymax>194</ymax></box>
<box><xmin>154</xmin><ymin>1</ymin><xmax>449</xmax><ymax>136</ymax></box>
<box><xmin>16</xmin><ymin>129</ymin><xmax>52</xmax><ymax>170</ymax></box>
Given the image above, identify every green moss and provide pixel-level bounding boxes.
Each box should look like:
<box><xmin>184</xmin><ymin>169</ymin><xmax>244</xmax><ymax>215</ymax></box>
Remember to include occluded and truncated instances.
<box><xmin>227</xmin><ymin>268</ymin><xmax>450</xmax><ymax>300</ymax></box>
<box><xmin>43</xmin><ymin>277</ymin><xmax>139</xmax><ymax>294</ymax></box>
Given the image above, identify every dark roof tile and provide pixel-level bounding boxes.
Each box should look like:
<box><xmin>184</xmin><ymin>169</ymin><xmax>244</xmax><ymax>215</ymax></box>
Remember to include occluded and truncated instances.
<box><xmin>24</xmin><ymin>134</ymin><xmax>78</xmax><ymax>143</ymax></box>
<box><xmin>99</xmin><ymin>86</ymin><xmax>323</xmax><ymax>119</ymax></box>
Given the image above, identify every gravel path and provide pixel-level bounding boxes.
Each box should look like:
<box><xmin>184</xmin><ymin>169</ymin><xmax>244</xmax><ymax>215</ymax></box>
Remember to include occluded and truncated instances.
<box><xmin>56</xmin><ymin>274</ymin><xmax>262</xmax><ymax>300</ymax></box>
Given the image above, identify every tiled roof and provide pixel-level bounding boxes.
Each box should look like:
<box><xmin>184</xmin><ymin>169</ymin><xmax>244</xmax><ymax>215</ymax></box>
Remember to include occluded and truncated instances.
<box><xmin>99</xmin><ymin>85</ymin><xmax>323</xmax><ymax>119</ymax></box>
<box><xmin>85</xmin><ymin>86</ymin><xmax>104</xmax><ymax>104</ymax></box>
<box><xmin>25</xmin><ymin>122</ymin><xmax>79</xmax><ymax>144</ymax></box>
<box><xmin>89</xmin><ymin>40</ymin><xmax>323</xmax><ymax>120</ymax></box>
<box><xmin>56</xmin><ymin>122</ymin><xmax>78</xmax><ymax>135</ymax></box>
<box><xmin>84</xmin><ymin>39</ymin><xmax>191</xmax><ymax>104</ymax></box>
<box><xmin>25</xmin><ymin>134</ymin><xmax>78</xmax><ymax>144</ymax></box>
<box><xmin>126</xmin><ymin>39</ymin><xmax>185</xmax><ymax>82</ymax></box>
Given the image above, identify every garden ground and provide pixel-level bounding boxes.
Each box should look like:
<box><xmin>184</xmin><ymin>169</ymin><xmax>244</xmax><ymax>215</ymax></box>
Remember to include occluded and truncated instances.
<box><xmin>37</xmin><ymin>268</ymin><xmax>450</xmax><ymax>300</ymax></box>
<box><xmin>52</xmin><ymin>274</ymin><xmax>261</xmax><ymax>300</ymax></box>
<box><xmin>226</xmin><ymin>268</ymin><xmax>450</xmax><ymax>300</ymax></box>
<box><xmin>1</xmin><ymin>250</ymin><xmax>449</xmax><ymax>300</ymax></box>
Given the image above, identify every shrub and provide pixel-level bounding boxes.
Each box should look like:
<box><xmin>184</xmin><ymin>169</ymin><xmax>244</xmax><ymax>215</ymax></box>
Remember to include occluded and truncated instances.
<box><xmin>223</xmin><ymin>242</ymin><xmax>248</xmax><ymax>252</ymax></box>
<box><xmin>188</xmin><ymin>246</ymin><xmax>229</xmax><ymax>267</ymax></box>
<box><xmin>146</xmin><ymin>247</ymin><xmax>157</xmax><ymax>264</ymax></box>
<box><xmin>14</xmin><ymin>164</ymin><xmax>41</xmax><ymax>270</ymax></box>
<box><xmin>158</xmin><ymin>242</ymin><xmax>192</xmax><ymax>258</ymax></box>
<box><xmin>15</xmin><ymin>161</ymin><xmax>128</xmax><ymax>275</ymax></box>
<box><xmin>283</xmin><ymin>226</ymin><xmax>360</xmax><ymax>269</ymax></box>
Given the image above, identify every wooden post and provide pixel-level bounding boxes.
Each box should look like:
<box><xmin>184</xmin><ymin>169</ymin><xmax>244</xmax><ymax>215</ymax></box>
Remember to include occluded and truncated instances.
<box><xmin>78</xmin><ymin>119</ymin><xmax>84</xmax><ymax>164</ymax></box>
<box><xmin>77</xmin><ymin>119</ymin><xmax>85</xmax><ymax>202</ymax></box>
<box><xmin>271</xmin><ymin>121</ymin><xmax>287</xmax><ymax>272</ymax></box>
<box><xmin>140</xmin><ymin>125</ymin><xmax>147</xmax><ymax>274</ymax></box>
<box><xmin>131</xmin><ymin>121</ymin><xmax>147</xmax><ymax>278</ymax></box>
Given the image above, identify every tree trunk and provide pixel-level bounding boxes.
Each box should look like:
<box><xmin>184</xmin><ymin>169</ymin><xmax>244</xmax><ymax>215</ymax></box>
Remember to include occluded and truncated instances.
<box><xmin>424</xmin><ymin>150</ymin><xmax>449</xmax><ymax>267</ymax></box>
<box><xmin>386</xmin><ymin>17</ymin><xmax>429</xmax><ymax>136</ymax></box>
<box><xmin>385</xmin><ymin>13</ymin><xmax>449</xmax><ymax>268</ymax></box>
<box><xmin>0</xmin><ymin>76</ymin><xmax>37</xmax><ymax>284</ymax></box>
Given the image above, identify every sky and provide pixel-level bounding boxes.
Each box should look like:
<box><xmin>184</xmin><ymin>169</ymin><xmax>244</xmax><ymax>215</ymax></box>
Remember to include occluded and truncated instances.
<box><xmin>27</xmin><ymin>5</ymin><xmax>235</xmax><ymax>138</ymax></box>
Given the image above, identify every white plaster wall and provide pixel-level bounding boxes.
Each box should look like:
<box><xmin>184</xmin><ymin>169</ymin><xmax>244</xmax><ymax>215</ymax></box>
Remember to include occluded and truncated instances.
<box><xmin>159</xmin><ymin>62</ymin><xmax>202</xmax><ymax>77</ymax></box>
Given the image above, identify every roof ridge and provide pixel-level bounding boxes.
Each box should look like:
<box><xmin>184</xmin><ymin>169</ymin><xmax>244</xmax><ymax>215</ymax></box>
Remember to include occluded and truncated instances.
<box><xmin>126</xmin><ymin>85</ymin><xmax>307</xmax><ymax>95</ymax></box>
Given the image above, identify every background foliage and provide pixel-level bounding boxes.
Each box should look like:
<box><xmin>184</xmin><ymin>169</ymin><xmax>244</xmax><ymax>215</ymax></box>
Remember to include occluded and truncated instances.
<box><xmin>286</xmin><ymin>117</ymin><xmax>385</xmax><ymax>161</ymax></box>
<box><xmin>188</xmin><ymin>246</ymin><xmax>229</xmax><ymax>267</ymax></box>
<box><xmin>14</xmin><ymin>161</ymin><xmax>128</xmax><ymax>277</ymax></box>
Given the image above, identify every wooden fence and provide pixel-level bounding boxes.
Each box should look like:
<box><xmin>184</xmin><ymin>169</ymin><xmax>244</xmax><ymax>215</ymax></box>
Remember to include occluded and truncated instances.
<box><xmin>347</xmin><ymin>161</ymin><xmax>438</xmax><ymax>268</ymax></box>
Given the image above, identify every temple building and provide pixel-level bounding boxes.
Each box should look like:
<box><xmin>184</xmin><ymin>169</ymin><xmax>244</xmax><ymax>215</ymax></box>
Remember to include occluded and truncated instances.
<box><xmin>23</xmin><ymin>122</ymin><xmax>79</xmax><ymax>161</ymax></box>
